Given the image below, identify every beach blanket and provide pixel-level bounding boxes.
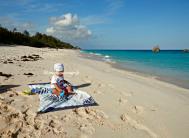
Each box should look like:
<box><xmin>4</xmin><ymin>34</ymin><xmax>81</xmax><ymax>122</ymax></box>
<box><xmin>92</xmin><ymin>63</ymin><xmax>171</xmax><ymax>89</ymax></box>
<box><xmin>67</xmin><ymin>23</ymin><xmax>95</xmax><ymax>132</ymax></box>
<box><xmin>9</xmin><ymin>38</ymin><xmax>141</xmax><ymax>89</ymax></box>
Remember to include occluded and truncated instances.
<box><xmin>28</xmin><ymin>83</ymin><xmax>96</xmax><ymax>112</ymax></box>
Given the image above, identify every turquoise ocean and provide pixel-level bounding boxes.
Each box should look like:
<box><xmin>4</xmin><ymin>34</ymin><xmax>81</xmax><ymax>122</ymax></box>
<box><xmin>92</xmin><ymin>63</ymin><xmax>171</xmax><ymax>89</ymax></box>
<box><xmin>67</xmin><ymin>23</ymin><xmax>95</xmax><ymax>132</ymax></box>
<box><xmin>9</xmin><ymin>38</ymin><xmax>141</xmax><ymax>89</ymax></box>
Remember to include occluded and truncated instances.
<box><xmin>81</xmin><ymin>50</ymin><xmax>189</xmax><ymax>89</ymax></box>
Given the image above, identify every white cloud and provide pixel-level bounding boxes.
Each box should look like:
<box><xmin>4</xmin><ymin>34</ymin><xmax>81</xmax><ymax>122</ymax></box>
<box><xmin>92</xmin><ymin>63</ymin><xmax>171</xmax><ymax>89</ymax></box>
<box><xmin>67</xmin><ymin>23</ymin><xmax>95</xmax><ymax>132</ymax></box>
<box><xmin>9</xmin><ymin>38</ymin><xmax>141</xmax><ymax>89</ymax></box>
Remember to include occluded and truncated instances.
<box><xmin>46</xmin><ymin>13</ymin><xmax>92</xmax><ymax>41</ymax></box>
<box><xmin>54</xmin><ymin>13</ymin><xmax>79</xmax><ymax>27</ymax></box>
<box><xmin>46</xmin><ymin>27</ymin><xmax>55</xmax><ymax>33</ymax></box>
<box><xmin>74</xmin><ymin>25</ymin><xmax>92</xmax><ymax>38</ymax></box>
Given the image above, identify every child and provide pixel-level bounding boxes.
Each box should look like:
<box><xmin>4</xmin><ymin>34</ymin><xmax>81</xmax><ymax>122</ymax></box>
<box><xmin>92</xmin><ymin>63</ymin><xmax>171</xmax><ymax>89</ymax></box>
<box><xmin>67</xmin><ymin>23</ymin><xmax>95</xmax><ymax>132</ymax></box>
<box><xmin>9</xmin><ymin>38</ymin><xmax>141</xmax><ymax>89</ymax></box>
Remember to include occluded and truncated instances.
<box><xmin>51</xmin><ymin>63</ymin><xmax>73</xmax><ymax>96</ymax></box>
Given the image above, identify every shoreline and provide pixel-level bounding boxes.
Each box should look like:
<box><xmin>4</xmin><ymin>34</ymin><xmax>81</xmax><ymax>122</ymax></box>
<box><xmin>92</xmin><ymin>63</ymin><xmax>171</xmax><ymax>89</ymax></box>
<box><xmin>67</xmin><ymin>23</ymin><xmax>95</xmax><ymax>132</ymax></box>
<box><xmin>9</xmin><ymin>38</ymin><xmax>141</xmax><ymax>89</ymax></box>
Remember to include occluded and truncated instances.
<box><xmin>79</xmin><ymin>51</ymin><xmax>189</xmax><ymax>90</ymax></box>
<box><xmin>1</xmin><ymin>45</ymin><xmax>189</xmax><ymax>138</ymax></box>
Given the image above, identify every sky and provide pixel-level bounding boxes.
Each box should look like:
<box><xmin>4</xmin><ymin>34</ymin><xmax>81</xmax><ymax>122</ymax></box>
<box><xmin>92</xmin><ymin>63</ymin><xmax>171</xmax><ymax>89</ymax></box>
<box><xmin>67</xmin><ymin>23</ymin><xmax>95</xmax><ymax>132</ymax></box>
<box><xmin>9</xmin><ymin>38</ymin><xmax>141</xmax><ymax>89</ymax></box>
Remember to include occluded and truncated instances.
<box><xmin>0</xmin><ymin>0</ymin><xmax>189</xmax><ymax>49</ymax></box>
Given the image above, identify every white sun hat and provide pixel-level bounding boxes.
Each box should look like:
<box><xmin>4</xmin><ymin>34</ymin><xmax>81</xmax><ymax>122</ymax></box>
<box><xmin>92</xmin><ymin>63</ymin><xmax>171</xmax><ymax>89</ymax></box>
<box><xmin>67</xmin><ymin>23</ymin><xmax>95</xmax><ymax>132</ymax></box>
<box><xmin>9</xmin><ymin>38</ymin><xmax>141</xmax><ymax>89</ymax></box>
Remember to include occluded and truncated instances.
<box><xmin>54</xmin><ymin>63</ymin><xmax>64</xmax><ymax>72</ymax></box>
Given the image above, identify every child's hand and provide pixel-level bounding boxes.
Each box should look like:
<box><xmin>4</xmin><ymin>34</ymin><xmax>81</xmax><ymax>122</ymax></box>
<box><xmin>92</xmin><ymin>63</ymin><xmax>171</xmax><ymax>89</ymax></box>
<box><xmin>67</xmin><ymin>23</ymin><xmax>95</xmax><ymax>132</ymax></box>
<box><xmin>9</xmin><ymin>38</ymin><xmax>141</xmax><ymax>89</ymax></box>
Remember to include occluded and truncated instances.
<box><xmin>66</xmin><ymin>85</ymin><xmax>73</xmax><ymax>93</ymax></box>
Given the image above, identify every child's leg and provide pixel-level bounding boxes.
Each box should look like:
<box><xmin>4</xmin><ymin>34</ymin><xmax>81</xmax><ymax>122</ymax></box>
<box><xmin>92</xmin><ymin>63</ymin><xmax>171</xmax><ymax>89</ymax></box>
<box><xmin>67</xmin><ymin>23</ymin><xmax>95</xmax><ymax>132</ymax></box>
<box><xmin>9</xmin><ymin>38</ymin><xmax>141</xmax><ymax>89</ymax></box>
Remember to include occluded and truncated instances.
<box><xmin>66</xmin><ymin>86</ymin><xmax>76</xmax><ymax>95</ymax></box>
<box><xmin>52</xmin><ymin>88</ymin><xmax>60</xmax><ymax>96</ymax></box>
<box><xmin>66</xmin><ymin>86</ymin><xmax>72</xmax><ymax>93</ymax></box>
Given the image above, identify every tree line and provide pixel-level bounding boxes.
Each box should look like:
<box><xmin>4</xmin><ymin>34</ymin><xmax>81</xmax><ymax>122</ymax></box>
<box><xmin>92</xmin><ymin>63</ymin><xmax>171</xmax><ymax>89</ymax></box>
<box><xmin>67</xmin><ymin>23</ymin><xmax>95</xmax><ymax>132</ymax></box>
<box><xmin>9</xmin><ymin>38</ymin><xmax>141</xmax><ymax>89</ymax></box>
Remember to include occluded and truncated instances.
<box><xmin>0</xmin><ymin>25</ymin><xmax>80</xmax><ymax>49</ymax></box>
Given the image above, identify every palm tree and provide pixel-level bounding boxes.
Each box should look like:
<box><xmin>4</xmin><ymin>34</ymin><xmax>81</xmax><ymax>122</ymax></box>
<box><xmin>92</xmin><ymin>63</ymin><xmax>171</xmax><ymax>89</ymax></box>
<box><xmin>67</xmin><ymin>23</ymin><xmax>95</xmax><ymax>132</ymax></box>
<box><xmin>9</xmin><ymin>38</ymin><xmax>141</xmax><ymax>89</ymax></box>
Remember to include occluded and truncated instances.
<box><xmin>13</xmin><ymin>28</ymin><xmax>17</xmax><ymax>32</ymax></box>
<box><xmin>23</xmin><ymin>30</ymin><xmax>30</xmax><ymax>36</ymax></box>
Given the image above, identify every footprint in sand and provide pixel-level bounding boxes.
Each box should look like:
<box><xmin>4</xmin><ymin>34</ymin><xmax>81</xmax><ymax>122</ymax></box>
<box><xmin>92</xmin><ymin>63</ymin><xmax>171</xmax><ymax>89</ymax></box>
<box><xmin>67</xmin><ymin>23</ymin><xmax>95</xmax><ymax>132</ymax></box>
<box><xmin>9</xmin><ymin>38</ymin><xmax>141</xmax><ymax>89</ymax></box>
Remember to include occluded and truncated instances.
<box><xmin>150</xmin><ymin>106</ymin><xmax>158</xmax><ymax>111</ymax></box>
<box><xmin>23</xmin><ymin>109</ymin><xmax>37</xmax><ymax>126</ymax></box>
<box><xmin>48</xmin><ymin>119</ymin><xmax>65</xmax><ymax>135</ymax></box>
<box><xmin>12</xmin><ymin>91</ymin><xmax>19</xmax><ymax>96</ymax></box>
<box><xmin>108</xmin><ymin>84</ymin><xmax>114</xmax><ymax>88</ymax></box>
<box><xmin>124</xmin><ymin>92</ymin><xmax>133</xmax><ymax>97</ymax></box>
<box><xmin>0</xmin><ymin>103</ymin><xmax>24</xmax><ymax>137</ymax></box>
<box><xmin>118</xmin><ymin>97</ymin><xmax>128</xmax><ymax>104</ymax></box>
<box><xmin>93</xmin><ymin>90</ymin><xmax>102</xmax><ymax>94</ymax></box>
<box><xmin>120</xmin><ymin>113</ymin><xmax>157</xmax><ymax>138</ymax></box>
<box><xmin>73</xmin><ymin>107</ymin><xmax>108</xmax><ymax>121</ymax></box>
<box><xmin>84</xmin><ymin>79</ymin><xmax>92</xmax><ymax>83</ymax></box>
<box><xmin>82</xmin><ymin>76</ymin><xmax>92</xmax><ymax>83</ymax></box>
<box><xmin>73</xmin><ymin>107</ymin><xmax>108</xmax><ymax>128</ymax></box>
<box><xmin>0</xmin><ymin>95</ymin><xmax>5</xmax><ymax>100</ymax></box>
<box><xmin>79</xmin><ymin>123</ymin><xmax>95</xmax><ymax>135</ymax></box>
<box><xmin>0</xmin><ymin>101</ymin><xmax>65</xmax><ymax>138</ymax></box>
<box><xmin>79</xmin><ymin>134</ymin><xmax>89</xmax><ymax>138</ymax></box>
<box><xmin>131</xmin><ymin>105</ymin><xmax>144</xmax><ymax>114</ymax></box>
<box><xmin>98</xmin><ymin>83</ymin><xmax>104</xmax><ymax>88</ymax></box>
<box><xmin>61</xmin><ymin>114</ymin><xmax>71</xmax><ymax>122</ymax></box>
<box><xmin>120</xmin><ymin>92</ymin><xmax>133</xmax><ymax>100</ymax></box>
<box><xmin>92</xmin><ymin>83</ymin><xmax>105</xmax><ymax>94</ymax></box>
<box><xmin>49</xmin><ymin>119</ymin><xmax>61</xmax><ymax>128</ymax></box>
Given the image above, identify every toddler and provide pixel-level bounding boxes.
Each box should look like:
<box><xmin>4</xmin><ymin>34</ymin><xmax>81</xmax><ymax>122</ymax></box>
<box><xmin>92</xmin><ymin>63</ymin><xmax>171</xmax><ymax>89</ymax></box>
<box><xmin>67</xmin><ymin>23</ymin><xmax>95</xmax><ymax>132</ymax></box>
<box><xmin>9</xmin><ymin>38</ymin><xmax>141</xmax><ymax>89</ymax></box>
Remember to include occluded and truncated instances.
<box><xmin>51</xmin><ymin>63</ymin><xmax>73</xmax><ymax>96</ymax></box>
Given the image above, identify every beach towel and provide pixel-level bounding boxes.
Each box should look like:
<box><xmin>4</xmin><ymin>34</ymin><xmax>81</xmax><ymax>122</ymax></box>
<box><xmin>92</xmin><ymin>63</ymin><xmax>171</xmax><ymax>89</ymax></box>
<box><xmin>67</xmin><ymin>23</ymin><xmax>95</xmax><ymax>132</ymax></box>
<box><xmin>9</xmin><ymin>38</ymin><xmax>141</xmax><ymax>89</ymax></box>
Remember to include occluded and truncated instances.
<box><xmin>28</xmin><ymin>83</ymin><xmax>96</xmax><ymax>112</ymax></box>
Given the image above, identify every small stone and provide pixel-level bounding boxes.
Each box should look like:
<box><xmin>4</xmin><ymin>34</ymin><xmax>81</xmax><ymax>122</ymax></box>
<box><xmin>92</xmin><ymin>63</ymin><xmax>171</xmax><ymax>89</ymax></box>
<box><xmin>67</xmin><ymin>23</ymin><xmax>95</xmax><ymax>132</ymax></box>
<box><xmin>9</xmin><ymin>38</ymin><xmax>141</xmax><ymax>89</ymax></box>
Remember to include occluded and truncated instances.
<box><xmin>9</xmin><ymin>94</ymin><xmax>14</xmax><ymax>97</ymax></box>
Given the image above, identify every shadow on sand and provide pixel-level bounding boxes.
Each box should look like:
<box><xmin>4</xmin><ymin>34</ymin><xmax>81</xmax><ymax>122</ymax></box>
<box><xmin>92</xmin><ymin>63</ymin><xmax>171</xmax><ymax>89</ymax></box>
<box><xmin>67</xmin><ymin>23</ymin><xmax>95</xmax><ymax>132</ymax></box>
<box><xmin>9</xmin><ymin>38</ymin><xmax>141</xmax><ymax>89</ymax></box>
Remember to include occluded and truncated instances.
<box><xmin>73</xmin><ymin>83</ymin><xmax>91</xmax><ymax>89</ymax></box>
<box><xmin>0</xmin><ymin>85</ymin><xmax>20</xmax><ymax>93</ymax></box>
<box><xmin>28</xmin><ymin>82</ymin><xmax>91</xmax><ymax>89</ymax></box>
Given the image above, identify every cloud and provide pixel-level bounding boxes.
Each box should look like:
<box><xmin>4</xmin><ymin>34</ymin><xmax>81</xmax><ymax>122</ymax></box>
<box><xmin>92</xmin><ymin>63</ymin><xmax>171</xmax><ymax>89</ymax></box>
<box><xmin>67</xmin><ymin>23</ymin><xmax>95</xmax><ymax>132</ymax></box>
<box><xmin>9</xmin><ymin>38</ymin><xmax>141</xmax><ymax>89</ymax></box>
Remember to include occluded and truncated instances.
<box><xmin>106</xmin><ymin>0</ymin><xmax>124</xmax><ymax>15</ymax></box>
<box><xmin>52</xmin><ymin>13</ymin><xmax>79</xmax><ymax>27</ymax></box>
<box><xmin>46</xmin><ymin>27</ymin><xmax>55</xmax><ymax>34</ymax></box>
<box><xmin>46</xmin><ymin>13</ymin><xmax>92</xmax><ymax>41</ymax></box>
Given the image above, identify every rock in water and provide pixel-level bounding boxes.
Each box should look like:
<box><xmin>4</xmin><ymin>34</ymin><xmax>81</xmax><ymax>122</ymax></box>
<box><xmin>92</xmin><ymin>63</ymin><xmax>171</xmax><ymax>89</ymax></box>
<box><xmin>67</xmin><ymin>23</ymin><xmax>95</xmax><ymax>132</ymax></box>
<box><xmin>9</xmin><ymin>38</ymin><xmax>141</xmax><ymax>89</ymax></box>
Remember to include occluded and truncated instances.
<box><xmin>152</xmin><ymin>45</ymin><xmax>160</xmax><ymax>53</ymax></box>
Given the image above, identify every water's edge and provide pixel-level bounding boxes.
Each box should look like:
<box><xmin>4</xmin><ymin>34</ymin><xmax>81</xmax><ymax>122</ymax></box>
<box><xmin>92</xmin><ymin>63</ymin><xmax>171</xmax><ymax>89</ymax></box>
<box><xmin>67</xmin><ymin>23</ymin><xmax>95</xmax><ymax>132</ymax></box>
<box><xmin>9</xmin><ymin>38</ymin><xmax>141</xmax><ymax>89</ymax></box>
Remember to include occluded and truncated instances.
<box><xmin>79</xmin><ymin>50</ymin><xmax>189</xmax><ymax>89</ymax></box>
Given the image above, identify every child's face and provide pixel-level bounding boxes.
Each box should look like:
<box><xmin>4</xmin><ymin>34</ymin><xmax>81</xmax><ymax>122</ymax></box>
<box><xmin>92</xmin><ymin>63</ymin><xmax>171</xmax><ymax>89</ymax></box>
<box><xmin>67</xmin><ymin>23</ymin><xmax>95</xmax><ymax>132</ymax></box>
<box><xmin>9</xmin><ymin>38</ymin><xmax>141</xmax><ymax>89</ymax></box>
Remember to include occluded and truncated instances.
<box><xmin>56</xmin><ymin>71</ymin><xmax>64</xmax><ymax>77</ymax></box>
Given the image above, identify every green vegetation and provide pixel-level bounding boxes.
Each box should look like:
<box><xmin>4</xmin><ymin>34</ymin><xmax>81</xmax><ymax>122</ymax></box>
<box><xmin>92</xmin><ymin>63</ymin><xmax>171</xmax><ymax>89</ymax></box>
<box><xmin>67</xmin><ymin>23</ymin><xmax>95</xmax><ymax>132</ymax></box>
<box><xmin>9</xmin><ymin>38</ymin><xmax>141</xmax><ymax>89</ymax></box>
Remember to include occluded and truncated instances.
<box><xmin>0</xmin><ymin>26</ymin><xmax>80</xmax><ymax>49</ymax></box>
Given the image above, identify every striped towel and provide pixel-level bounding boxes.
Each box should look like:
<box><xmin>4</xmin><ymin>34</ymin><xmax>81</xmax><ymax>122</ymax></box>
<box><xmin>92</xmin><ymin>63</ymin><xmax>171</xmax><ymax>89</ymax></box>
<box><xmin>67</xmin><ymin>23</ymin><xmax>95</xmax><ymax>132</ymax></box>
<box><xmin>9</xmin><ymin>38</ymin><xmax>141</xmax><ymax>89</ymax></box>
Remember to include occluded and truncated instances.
<box><xmin>28</xmin><ymin>83</ymin><xmax>97</xmax><ymax>112</ymax></box>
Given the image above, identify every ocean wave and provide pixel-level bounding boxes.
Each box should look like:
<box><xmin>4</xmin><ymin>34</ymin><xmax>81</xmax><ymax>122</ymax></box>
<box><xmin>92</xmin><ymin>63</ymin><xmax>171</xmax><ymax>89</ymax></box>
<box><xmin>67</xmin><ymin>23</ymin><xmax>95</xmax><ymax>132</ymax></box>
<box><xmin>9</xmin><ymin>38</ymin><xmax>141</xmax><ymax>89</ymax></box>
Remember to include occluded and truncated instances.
<box><xmin>104</xmin><ymin>55</ymin><xmax>110</xmax><ymax>58</ymax></box>
<box><xmin>87</xmin><ymin>52</ymin><xmax>102</xmax><ymax>57</ymax></box>
<box><xmin>82</xmin><ymin>50</ymin><xmax>115</xmax><ymax>63</ymax></box>
<box><xmin>94</xmin><ymin>53</ymin><xmax>102</xmax><ymax>56</ymax></box>
<box><xmin>89</xmin><ymin>52</ymin><xmax>94</xmax><ymax>54</ymax></box>
<box><xmin>102</xmin><ymin>56</ymin><xmax>115</xmax><ymax>63</ymax></box>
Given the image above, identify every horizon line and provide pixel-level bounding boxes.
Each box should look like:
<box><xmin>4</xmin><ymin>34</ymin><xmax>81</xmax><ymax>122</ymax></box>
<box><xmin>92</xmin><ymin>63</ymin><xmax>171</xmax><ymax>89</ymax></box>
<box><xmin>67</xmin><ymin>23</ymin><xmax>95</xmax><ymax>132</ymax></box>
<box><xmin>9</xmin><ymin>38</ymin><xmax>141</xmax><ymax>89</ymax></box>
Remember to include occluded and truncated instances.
<box><xmin>82</xmin><ymin>49</ymin><xmax>188</xmax><ymax>50</ymax></box>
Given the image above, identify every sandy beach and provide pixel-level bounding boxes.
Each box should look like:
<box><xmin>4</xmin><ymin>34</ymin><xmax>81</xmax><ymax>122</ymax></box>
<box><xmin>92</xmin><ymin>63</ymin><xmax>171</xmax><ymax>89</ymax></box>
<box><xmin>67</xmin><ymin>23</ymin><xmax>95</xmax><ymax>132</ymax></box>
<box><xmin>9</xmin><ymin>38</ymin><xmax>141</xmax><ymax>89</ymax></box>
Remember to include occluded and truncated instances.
<box><xmin>0</xmin><ymin>45</ymin><xmax>189</xmax><ymax>138</ymax></box>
